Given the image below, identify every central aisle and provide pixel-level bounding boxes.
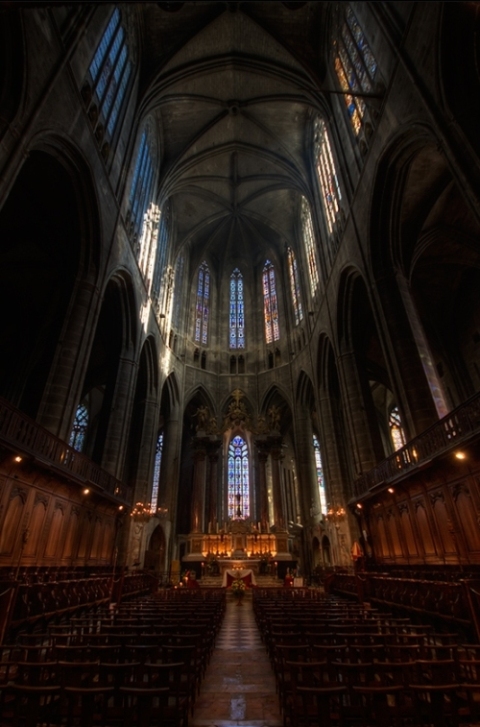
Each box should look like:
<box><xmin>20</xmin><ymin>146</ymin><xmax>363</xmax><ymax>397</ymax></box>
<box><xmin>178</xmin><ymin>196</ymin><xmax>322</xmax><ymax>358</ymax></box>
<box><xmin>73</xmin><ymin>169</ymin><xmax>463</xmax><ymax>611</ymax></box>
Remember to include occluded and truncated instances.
<box><xmin>192</xmin><ymin>591</ymin><xmax>282</xmax><ymax>726</ymax></box>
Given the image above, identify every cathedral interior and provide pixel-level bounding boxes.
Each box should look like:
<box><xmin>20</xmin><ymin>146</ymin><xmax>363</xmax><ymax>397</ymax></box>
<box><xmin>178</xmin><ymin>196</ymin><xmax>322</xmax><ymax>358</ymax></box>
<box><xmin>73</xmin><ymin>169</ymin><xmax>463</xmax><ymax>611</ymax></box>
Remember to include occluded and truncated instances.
<box><xmin>1</xmin><ymin>0</ymin><xmax>480</xmax><ymax>638</ymax></box>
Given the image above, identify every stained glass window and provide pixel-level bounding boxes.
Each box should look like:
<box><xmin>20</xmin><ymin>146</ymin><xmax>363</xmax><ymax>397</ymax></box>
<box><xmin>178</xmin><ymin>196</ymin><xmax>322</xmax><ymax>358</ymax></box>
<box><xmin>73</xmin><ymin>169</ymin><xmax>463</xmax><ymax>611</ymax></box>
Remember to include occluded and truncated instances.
<box><xmin>69</xmin><ymin>405</ymin><xmax>89</xmax><ymax>453</ymax></box>
<box><xmin>128</xmin><ymin>130</ymin><xmax>155</xmax><ymax>246</ymax></box>
<box><xmin>229</xmin><ymin>269</ymin><xmax>245</xmax><ymax>349</ymax></box>
<box><xmin>88</xmin><ymin>8</ymin><xmax>132</xmax><ymax>139</ymax></box>
<box><xmin>313</xmin><ymin>435</ymin><xmax>327</xmax><ymax>515</ymax></box>
<box><xmin>151</xmin><ymin>202</ymin><xmax>170</xmax><ymax>303</ymax></box>
<box><xmin>172</xmin><ymin>253</ymin><xmax>185</xmax><ymax>330</ymax></box>
<box><xmin>300</xmin><ymin>199</ymin><xmax>320</xmax><ymax>297</ymax></box>
<box><xmin>194</xmin><ymin>262</ymin><xmax>210</xmax><ymax>345</ymax></box>
<box><xmin>263</xmin><ymin>260</ymin><xmax>280</xmax><ymax>344</ymax></box>
<box><xmin>287</xmin><ymin>247</ymin><xmax>303</xmax><ymax>325</ymax></box>
<box><xmin>314</xmin><ymin>117</ymin><xmax>343</xmax><ymax>239</ymax></box>
<box><xmin>389</xmin><ymin>406</ymin><xmax>406</xmax><ymax>452</ymax></box>
<box><xmin>150</xmin><ymin>432</ymin><xmax>164</xmax><ymax>513</ymax></box>
<box><xmin>334</xmin><ymin>5</ymin><xmax>377</xmax><ymax>136</ymax></box>
<box><xmin>228</xmin><ymin>436</ymin><xmax>250</xmax><ymax>519</ymax></box>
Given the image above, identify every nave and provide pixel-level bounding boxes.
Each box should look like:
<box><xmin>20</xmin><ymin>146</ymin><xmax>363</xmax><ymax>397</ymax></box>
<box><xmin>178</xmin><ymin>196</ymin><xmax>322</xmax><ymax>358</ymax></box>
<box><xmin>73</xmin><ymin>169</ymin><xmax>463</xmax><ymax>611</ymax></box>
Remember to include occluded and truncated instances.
<box><xmin>2</xmin><ymin>585</ymin><xmax>480</xmax><ymax>726</ymax></box>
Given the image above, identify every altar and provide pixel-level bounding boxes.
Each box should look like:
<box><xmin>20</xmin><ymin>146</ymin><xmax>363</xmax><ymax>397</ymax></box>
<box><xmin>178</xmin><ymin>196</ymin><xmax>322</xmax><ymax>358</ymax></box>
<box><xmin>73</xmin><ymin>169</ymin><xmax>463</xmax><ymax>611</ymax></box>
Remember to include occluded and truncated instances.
<box><xmin>222</xmin><ymin>568</ymin><xmax>256</xmax><ymax>588</ymax></box>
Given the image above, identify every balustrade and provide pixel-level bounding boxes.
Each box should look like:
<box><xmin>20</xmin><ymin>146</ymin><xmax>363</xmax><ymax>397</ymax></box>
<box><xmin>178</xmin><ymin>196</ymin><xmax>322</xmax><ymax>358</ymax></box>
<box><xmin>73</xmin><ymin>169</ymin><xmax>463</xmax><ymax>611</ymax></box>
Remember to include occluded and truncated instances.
<box><xmin>354</xmin><ymin>390</ymin><xmax>480</xmax><ymax>496</ymax></box>
<box><xmin>0</xmin><ymin>396</ymin><xmax>130</xmax><ymax>504</ymax></box>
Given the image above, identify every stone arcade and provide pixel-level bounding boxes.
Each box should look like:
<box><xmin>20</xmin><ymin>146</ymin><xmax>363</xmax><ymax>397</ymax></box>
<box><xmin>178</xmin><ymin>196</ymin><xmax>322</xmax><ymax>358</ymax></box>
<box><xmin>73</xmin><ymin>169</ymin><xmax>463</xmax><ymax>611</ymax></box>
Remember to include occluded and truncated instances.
<box><xmin>0</xmin><ymin>2</ymin><xmax>480</xmax><ymax>600</ymax></box>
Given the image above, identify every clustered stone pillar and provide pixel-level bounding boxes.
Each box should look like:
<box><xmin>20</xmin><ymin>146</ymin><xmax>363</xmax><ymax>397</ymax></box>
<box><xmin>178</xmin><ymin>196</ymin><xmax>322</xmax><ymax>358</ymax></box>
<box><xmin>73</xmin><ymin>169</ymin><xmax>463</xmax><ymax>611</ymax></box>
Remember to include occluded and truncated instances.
<box><xmin>191</xmin><ymin>441</ymin><xmax>207</xmax><ymax>534</ymax></box>
<box><xmin>270</xmin><ymin>440</ymin><xmax>286</xmax><ymax>530</ymax></box>
<box><xmin>255</xmin><ymin>440</ymin><xmax>270</xmax><ymax>531</ymax></box>
<box><xmin>102</xmin><ymin>352</ymin><xmax>137</xmax><ymax>479</ymax></box>
<box><xmin>207</xmin><ymin>439</ymin><xmax>221</xmax><ymax>529</ymax></box>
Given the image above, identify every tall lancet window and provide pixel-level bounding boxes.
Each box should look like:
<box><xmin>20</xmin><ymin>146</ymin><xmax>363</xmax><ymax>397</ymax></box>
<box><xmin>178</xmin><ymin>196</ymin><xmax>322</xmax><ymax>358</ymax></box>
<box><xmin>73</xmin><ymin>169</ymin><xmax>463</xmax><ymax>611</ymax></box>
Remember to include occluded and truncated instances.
<box><xmin>172</xmin><ymin>254</ymin><xmax>185</xmax><ymax>330</ymax></box>
<box><xmin>228</xmin><ymin>436</ymin><xmax>250</xmax><ymax>519</ymax></box>
<box><xmin>263</xmin><ymin>260</ymin><xmax>280</xmax><ymax>344</ymax></box>
<box><xmin>287</xmin><ymin>247</ymin><xmax>303</xmax><ymax>325</ymax></box>
<box><xmin>150</xmin><ymin>432</ymin><xmax>164</xmax><ymax>514</ymax></box>
<box><xmin>69</xmin><ymin>404</ymin><xmax>89</xmax><ymax>453</ymax></box>
<box><xmin>194</xmin><ymin>261</ymin><xmax>210</xmax><ymax>345</ymax></box>
<box><xmin>229</xmin><ymin>268</ymin><xmax>245</xmax><ymax>349</ymax></box>
<box><xmin>389</xmin><ymin>406</ymin><xmax>406</xmax><ymax>452</ymax></box>
<box><xmin>88</xmin><ymin>8</ymin><xmax>132</xmax><ymax>138</ymax></box>
<box><xmin>334</xmin><ymin>4</ymin><xmax>378</xmax><ymax>136</ymax></box>
<box><xmin>300</xmin><ymin>199</ymin><xmax>320</xmax><ymax>297</ymax></box>
<box><xmin>313</xmin><ymin>435</ymin><xmax>327</xmax><ymax>516</ymax></box>
<box><xmin>314</xmin><ymin>117</ymin><xmax>343</xmax><ymax>239</ymax></box>
<box><xmin>128</xmin><ymin>129</ymin><xmax>155</xmax><ymax>247</ymax></box>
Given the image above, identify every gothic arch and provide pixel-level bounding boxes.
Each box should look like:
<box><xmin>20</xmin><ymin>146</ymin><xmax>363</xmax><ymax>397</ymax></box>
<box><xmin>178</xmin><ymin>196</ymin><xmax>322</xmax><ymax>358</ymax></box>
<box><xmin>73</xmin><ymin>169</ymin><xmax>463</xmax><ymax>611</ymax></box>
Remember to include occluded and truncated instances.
<box><xmin>295</xmin><ymin>370</ymin><xmax>315</xmax><ymax>409</ymax></box>
<box><xmin>0</xmin><ymin>144</ymin><xmax>100</xmax><ymax>419</ymax></box>
<box><xmin>0</xmin><ymin>10</ymin><xmax>25</xmax><ymax>142</ymax></box>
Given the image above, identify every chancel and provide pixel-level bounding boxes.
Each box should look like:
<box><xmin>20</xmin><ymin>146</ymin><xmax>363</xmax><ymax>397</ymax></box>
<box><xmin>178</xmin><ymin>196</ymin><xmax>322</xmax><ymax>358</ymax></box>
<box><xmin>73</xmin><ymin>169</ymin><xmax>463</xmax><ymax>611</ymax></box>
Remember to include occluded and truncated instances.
<box><xmin>1</xmin><ymin>3</ymin><xmax>480</xmax><ymax>723</ymax></box>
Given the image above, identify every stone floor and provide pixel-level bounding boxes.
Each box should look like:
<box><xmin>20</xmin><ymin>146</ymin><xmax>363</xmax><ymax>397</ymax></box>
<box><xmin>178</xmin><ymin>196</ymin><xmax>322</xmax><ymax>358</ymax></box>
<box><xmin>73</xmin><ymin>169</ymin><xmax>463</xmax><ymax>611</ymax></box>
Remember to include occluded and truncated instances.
<box><xmin>192</xmin><ymin>591</ymin><xmax>282</xmax><ymax>727</ymax></box>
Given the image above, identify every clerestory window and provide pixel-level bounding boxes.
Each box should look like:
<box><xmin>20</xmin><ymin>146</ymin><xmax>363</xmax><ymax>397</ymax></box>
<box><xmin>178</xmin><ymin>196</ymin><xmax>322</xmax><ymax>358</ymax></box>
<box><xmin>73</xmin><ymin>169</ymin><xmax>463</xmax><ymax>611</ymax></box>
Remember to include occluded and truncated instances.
<box><xmin>229</xmin><ymin>269</ymin><xmax>245</xmax><ymax>349</ymax></box>
<box><xmin>263</xmin><ymin>260</ymin><xmax>280</xmax><ymax>344</ymax></box>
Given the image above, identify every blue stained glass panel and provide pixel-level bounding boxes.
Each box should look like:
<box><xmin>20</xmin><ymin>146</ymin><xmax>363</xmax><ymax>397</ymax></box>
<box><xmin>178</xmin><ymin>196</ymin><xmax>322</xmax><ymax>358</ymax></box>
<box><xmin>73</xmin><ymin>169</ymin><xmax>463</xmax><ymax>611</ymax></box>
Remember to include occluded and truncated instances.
<box><xmin>228</xmin><ymin>436</ymin><xmax>250</xmax><ymax>519</ymax></box>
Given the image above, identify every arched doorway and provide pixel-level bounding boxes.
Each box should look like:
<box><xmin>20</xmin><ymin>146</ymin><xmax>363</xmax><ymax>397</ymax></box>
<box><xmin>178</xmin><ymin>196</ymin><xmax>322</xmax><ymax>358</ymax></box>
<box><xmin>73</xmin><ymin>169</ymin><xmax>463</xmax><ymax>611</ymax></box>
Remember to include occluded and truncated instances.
<box><xmin>144</xmin><ymin>524</ymin><xmax>166</xmax><ymax>575</ymax></box>
<box><xmin>322</xmin><ymin>535</ymin><xmax>331</xmax><ymax>566</ymax></box>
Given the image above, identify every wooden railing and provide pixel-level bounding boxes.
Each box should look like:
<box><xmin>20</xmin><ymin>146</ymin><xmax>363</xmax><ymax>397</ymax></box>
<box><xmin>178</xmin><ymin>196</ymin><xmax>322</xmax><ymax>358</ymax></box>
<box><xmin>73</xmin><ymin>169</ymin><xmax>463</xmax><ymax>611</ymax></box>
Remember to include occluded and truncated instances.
<box><xmin>354</xmin><ymin>391</ymin><xmax>480</xmax><ymax>497</ymax></box>
<box><xmin>329</xmin><ymin>571</ymin><xmax>480</xmax><ymax>640</ymax></box>
<box><xmin>0</xmin><ymin>396</ymin><xmax>130</xmax><ymax>504</ymax></box>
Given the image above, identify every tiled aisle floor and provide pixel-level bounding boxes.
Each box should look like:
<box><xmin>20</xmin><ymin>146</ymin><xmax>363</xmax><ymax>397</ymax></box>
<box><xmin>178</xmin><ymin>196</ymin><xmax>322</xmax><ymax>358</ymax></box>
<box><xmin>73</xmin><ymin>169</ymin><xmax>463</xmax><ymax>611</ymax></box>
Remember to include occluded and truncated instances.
<box><xmin>192</xmin><ymin>592</ymin><xmax>282</xmax><ymax>727</ymax></box>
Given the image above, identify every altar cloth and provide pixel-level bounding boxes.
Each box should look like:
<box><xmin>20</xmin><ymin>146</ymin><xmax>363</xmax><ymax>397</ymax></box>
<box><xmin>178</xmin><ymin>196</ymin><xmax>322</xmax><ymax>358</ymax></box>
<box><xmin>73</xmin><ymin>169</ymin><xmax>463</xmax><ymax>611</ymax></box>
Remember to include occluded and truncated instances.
<box><xmin>222</xmin><ymin>568</ymin><xmax>257</xmax><ymax>587</ymax></box>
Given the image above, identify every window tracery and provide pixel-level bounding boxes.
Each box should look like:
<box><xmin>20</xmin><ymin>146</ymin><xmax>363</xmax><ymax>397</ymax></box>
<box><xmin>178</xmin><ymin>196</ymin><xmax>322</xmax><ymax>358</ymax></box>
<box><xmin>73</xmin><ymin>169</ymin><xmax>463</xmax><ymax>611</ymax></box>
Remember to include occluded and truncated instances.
<box><xmin>229</xmin><ymin>268</ymin><xmax>245</xmax><ymax>349</ymax></box>
<box><xmin>300</xmin><ymin>199</ymin><xmax>320</xmax><ymax>298</ymax></box>
<box><xmin>228</xmin><ymin>436</ymin><xmax>250</xmax><ymax>519</ymax></box>
<box><xmin>263</xmin><ymin>260</ymin><xmax>280</xmax><ymax>344</ymax></box>
<box><xmin>314</xmin><ymin>117</ymin><xmax>343</xmax><ymax>245</ymax></box>
<box><xmin>333</xmin><ymin>4</ymin><xmax>378</xmax><ymax>137</ymax></box>
<box><xmin>194</xmin><ymin>261</ymin><xmax>210</xmax><ymax>345</ymax></box>
<box><xmin>87</xmin><ymin>8</ymin><xmax>132</xmax><ymax>140</ymax></box>
<box><xmin>389</xmin><ymin>406</ymin><xmax>406</xmax><ymax>452</ymax></box>
<box><xmin>150</xmin><ymin>432</ymin><xmax>164</xmax><ymax>513</ymax></box>
<box><xmin>287</xmin><ymin>247</ymin><xmax>303</xmax><ymax>325</ymax></box>
<box><xmin>313</xmin><ymin>434</ymin><xmax>327</xmax><ymax>516</ymax></box>
<box><xmin>69</xmin><ymin>405</ymin><xmax>89</xmax><ymax>453</ymax></box>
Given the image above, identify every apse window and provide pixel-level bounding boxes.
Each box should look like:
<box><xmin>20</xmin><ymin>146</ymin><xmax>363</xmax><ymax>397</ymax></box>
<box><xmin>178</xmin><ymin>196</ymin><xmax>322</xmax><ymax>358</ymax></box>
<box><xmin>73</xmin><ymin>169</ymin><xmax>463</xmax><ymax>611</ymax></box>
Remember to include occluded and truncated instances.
<box><xmin>69</xmin><ymin>404</ymin><xmax>89</xmax><ymax>453</ymax></box>
<box><xmin>287</xmin><ymin>247</ymin><xmax>304</xmax><ymax>325</ymax></box>
<box><xmin>314</xmin><ymin>117</ymin><xmax>343</xmax><ymax>240</ymax></box>
<box><xmin>87</xmin><ymin>8</ymin><xmax>132</xmax><ymax>140</ymax></box>
<box><xmin>228</xmin><ymin>436</ymin><xmax>250</xmax><ymax>519</ymax></box>
<box><xmin>313</xmin><ymin>435</ymin><xmax>327</xmax><ymax>516</ymax></box>
<box><xmin>229</xmin><ymin>268</ymin><xmax>245</xmax><ymax>349</ymax></box>
<box><xmin>263</xmin><ymin>260</ymin><xmax>280</xmax><ymax>344</ymax></box>
<box><xmin>194</xmin><ymin>261</ymin><xmax>210</xmax><ymax>345</ymax></box>
<box><xmin>333</xmin><ymin>4</ymin><xmax>377</xmax><ymax>137</ymax></box>
<box><xmin>150</xmin><ymin>432</ymin><xmax>164</xmax><ymax>513</ymax></box>
<box><xmin>389</xmin><ymin>406</ymin><xmax>406</xmax><ymax>452</ymax></box>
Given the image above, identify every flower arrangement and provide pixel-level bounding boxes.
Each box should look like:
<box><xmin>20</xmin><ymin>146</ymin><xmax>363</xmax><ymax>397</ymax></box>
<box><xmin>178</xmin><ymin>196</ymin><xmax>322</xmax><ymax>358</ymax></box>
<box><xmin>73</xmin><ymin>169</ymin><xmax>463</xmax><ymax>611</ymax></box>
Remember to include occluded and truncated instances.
<box><xmin>231</xmin><ymin>578</ymin><xmax>246</xmax><ymax>596</ymax></box>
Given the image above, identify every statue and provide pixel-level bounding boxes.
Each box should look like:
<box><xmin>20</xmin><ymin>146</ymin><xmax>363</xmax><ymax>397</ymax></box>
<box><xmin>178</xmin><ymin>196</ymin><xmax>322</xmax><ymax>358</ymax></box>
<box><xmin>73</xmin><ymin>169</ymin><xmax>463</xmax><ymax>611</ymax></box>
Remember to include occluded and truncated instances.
<box><xmin>256</xmin><ymin>415</ymin><xmax>268</xmax><ymax>434</ymax></box>
<box><xmin>222</xmin><ymin>389</ymin><xmax>252</xmax><ymax>431</ymax></box>
<box><xmin>193</xmin><ymin>405</ymin><xmax>209</xmax><ymax>431</ymax></box>
<box><xmin>267</xmin><ymin>404</ymin><xmax>281</xmax><ymax>431</ymax></box>
<box><xmin>206</xmin><ymin>415</ymin><xmax>219</xmax><ymax>435</ymax></box>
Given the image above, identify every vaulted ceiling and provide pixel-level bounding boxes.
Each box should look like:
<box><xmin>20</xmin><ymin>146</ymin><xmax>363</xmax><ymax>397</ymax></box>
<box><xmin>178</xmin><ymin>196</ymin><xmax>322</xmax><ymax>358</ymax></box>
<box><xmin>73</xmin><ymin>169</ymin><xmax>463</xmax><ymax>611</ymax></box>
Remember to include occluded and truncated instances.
<box><xmin>137</xmin><ymin>2</ymin><xmax>331</xmax><ymax>279</ymax></box>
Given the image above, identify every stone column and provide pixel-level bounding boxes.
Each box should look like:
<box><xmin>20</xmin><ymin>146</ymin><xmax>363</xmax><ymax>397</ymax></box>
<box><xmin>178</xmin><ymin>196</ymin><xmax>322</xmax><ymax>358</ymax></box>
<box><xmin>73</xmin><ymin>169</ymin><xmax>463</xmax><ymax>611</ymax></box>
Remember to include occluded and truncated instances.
<box><xmin>270</xmin><ymin>439</ymin><xmax>286</xmax><ymax>530</ymax></box>
<box><xmin>37</xmin><ymin>277</ymin><xmax>100</xmax><ymax>440</ymax></box>
<box><xmin>101</xmin><ymin>353</ymin><xmax>137</xmax><ymax>479</ymax></box>
<box><xmin>207</xmin><ymin>440</ymin><xmax>221</xmax><ymax>531</ymax></box>
<box><xmin>395</xmin><ymin>272</ymin><xmax>449</xmax><ymax>420</ymax></box>
<box><xmin>295</xmin><ymin>408</ymin><xmax>322</xmax><ymax>523</ymax></box>
<box><xmin>191</xmin><ymin>441</ymin><xmax>207</xmax><ymax>534</ymax></box>
<box><xmin>255</xmin><ymin>440</ymin><xmax>269</xmax><ymax>531</ymax></box>
<box><xmin>134</xmin><ymin>393</ymin><xmax>160</xmax><ymax>505</ymax></box>
<box><xmin>338</xmin><ymin>349</ymin><xmax>382</xmax><ymax>474</ymax></box>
